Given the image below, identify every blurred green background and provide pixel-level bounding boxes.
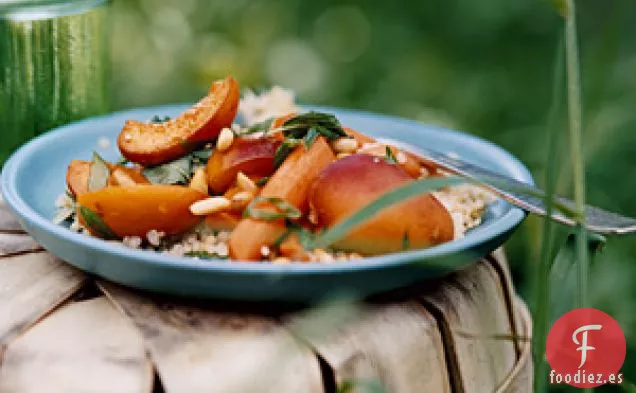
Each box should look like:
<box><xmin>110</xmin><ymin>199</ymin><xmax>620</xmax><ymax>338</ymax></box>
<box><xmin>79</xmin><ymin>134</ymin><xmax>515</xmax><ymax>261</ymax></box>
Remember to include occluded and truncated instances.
<box><xmin>114</xmin><ymin>0</ymin><xmax>633</xmax><ymax>389</ymax></box>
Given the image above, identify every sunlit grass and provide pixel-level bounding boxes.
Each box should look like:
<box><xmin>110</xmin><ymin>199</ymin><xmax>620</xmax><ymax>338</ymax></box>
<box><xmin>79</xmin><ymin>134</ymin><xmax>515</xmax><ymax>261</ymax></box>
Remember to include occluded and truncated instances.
<box><xmin>533</xmin><ymin>33</ymin><xmax>565</xmax><ymax>393</ymax></box>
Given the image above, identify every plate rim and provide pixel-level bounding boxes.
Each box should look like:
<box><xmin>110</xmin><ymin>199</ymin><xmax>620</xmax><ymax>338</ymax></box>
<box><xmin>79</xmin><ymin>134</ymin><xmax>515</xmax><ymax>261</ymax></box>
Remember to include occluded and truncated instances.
<box><xmin>1</xmin><ymin>104</ymin><xmax>533</xmax><ymax>275</ymax></box>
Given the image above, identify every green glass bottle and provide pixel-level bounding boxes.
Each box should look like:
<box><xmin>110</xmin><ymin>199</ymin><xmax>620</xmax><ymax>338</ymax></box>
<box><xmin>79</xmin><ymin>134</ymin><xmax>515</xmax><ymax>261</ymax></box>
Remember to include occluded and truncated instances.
<box><xmin>0</xmin><ymin>0</ymin><xmax>110</xmax><ymax>165</ymax></box>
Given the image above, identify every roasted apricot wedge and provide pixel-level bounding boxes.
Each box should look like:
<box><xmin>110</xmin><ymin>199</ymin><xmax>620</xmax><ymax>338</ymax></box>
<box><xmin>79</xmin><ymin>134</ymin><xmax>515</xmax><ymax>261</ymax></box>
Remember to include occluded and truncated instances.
<box><xmin>343</xmin><ymin>127</ymin><xmax>375</xmax><ymax>146</ymax></box>
<box><xmin>228</xmin><ymin>137</ymin><xmax>335</xmax><ymax>260</ymax></box>
<box><xmin>77</xmin><ymin>185</ymin><xmax>207</xmax><ymax>238</ymax></box>
<box><xmin>357</xmin><ymin>143</ymin><xmax>423</xmax><ymax>178</ymax></box>
<box><xmin>207</xmin><ymin>137</ymin><xmax>281</xmax><ymax>194</ymax></box>
<box><xmin>118</xmin><ymin>76</ymin><xmax>240</xmax><ymax>166</ymax></box>
<box><xmin>204</xmin><ymin>211</ymin><xmax>241</xmax><ymax>231</ymax></box>
<box><xmin>66</xmin><ymin>160</ymin><xmax>91</xmax><ymax>197</ymax></box>
<box><xmin>309</xmin><ymin>154</ymin><xmax>453</xmax><ymax>255</ymax></box>
<box><xmin>107</xmin><ymin>166</ymin><xmax>149</xmax><ymax>187</ymax></box>
<box><xmin>66</xmin><ymin>160</ymin><xmax>148</xmax><ymax>196</ymax></box>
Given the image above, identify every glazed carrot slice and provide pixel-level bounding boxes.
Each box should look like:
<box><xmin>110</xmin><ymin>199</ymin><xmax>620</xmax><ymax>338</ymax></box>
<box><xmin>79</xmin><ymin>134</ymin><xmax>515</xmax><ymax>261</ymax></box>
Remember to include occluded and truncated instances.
<box><xmin>205</xmin><ymin>211</ymin><xmax>241</xmax><ymax>231</ymax></box>
<box><xmin>344</xmin><ymin>127</ymin><xmax>375</xmax><ymax>146</ymax></box>
<box><xmin>228</xmin><ymin>137</ymin><xmax>335</xmax><ymax>260</ymax></box>
<box><xmin>77</xmin><ymin>185</ymin><xmax>207</xmax><ymax>238</ymax></box>
<box><xmin>278</xmin><ymin>233</ymin><xmax>310</xmax><ymax>261</ymax></box>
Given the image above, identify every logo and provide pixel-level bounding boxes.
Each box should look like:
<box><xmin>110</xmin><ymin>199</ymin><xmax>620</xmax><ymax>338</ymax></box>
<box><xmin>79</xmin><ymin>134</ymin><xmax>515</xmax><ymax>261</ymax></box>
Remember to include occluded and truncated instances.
<box><xmin>546</xmin><ymin>308</ymin><xmax>626</xmax><ymax>388</ymax></box>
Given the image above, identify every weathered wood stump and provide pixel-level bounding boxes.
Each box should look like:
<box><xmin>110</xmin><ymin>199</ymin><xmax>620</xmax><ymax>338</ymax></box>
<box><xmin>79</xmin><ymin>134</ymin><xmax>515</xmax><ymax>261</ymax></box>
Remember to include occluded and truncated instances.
<box><xmin>0</xmin><ymin>196</ymin><xmax>532</xmax><ymax>393</ymax></box>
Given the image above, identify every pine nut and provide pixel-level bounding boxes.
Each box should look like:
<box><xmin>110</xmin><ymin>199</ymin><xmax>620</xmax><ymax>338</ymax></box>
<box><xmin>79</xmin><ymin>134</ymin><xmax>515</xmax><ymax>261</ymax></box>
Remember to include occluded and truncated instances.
<box><xmin>260</xmin><ymin>246</ymin><xmax>271</xmax><ymax>257</ymax></box>
<box><xmin>111</xmin><ymin>169</ymin><xmax>137</xmax><ymax>187</ymax></box>
<box><xmin>236</xmin><ymin>171</ymin><xmax>258</xmax><ymax>193</ymax></box>
<box><xmin>189</xmin><ymin>197</ymin><xmax>231</xmax><ymax>215</ymax></box>
<box><xmin>231</xmin><ymin>191</ymin><xmax>254</xmax><ymax>209</ymax></box>
<box><xmin>331</xmin><ymin>137</ymin><xmax>358</xmax><ymax>153</ymax></box>
<box><xmin>357</xmin><ymin>143</ymin><xmax>386</xmax><ymax>157</ymax></box>
<box><xmin>272</xmin><ymin>257</ymin><xmax>291</xmax><ymax>264</ymax></box>
<box><xmin>419</xmin><ymin>167</ymin><xmax>430</xmax><ymax>178</ymax></box>
<box><xmin>313</xmin><ymin>248</ymin><xmax>334</xmax><ymax>263</ymax></box>
<box><xmin>189</xmin><ymin>167</ymin><xmax>208</xmax><ymax>194</ymax></box>
<box><xmin>307</xmin><ymin>210</ymin><xmax>318</xmax><ymax>225</ymax></box>
<box><xmin>216</xmin><ymin>127</ymin><xmax>234</xmax><ymax>151</ymax></box>
<box><xmin>336</xmin><ymin>152</ymin><xmax>350</xmax><ymax>160</ymax></box>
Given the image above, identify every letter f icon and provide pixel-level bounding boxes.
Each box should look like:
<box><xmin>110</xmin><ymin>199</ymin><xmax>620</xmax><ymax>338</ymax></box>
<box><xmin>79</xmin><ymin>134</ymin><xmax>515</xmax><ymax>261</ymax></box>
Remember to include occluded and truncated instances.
<box><xmin>572</xmin><ymin>324</ymin><xmax>602</xmax><ymax>368</ymax></box>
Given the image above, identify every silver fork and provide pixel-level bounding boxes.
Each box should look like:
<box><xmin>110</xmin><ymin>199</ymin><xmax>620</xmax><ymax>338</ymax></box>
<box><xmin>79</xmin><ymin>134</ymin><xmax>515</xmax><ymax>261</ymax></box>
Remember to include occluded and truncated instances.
<box><xmin>385</xmin><ymin>139</ymin><xmax>636</xmax><ymax>235</ymax></box>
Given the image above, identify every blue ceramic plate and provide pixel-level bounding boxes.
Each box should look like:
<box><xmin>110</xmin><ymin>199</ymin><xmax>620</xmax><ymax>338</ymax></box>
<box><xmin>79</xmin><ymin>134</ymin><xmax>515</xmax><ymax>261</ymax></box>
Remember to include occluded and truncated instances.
<box><xmin>1</xmin><ymin>105</ymin><xmax>533</xmax><ymax>302</ymax></box>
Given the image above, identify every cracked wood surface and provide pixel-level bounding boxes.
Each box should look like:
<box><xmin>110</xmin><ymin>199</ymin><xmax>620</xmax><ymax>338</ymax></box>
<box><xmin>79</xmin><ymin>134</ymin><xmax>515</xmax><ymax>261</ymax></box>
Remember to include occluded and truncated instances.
<box><xmin>0</xmin><ymin>199</ymin><xmax>531</xmax><ymax>393</ymax></box>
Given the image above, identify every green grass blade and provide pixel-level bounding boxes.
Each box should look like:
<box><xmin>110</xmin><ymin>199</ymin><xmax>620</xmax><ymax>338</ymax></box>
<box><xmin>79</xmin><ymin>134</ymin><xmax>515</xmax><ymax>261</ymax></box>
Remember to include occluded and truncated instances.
<box><xmin>549</xmin><ymin>233</ymin><xmax>605</xmax><ymax>323</ymax></box>
<box><xmin>564</xmin><ymin>0</ymin><xmax>589</xmax><ymax>310</ymax></box>
<box><xmin>533</xmin><ymin>33</ymin><xmax>565</xmax><ymax>393</ymax></box>
<box><xmin>337</xmin><ymin>379</ymin><xmax>387</xmax><ymax>393</ymax></box>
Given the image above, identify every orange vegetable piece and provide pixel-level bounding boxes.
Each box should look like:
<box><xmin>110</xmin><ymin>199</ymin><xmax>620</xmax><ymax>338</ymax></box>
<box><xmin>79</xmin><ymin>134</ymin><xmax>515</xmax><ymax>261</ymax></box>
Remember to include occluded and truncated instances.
<box><xmin>66</xmin><ymin>160</ymin><xmax>91</xmax><ymax>197</ymax></box>
<box><xmin>278</xmin><ymin>233</ymin><xmax>310</xmax><ymax>261</ymax></box>
<box><xmin>204</xmin><ymin>211</ymin><xmax>241</xmax><ymax>231</ymax></box>
<box><xmin>270</xmin><ymin>112</ymin><xmax>297</xmax><ymax>130</ymax></box>
<box><xmin>228</xmin><ymin>137</ymin><xmax>335</xmax><ymax>261</ymax></box>
<box><xmin>67</xmin><ymin>160</ymin><xmax>149</xmax><ymax>196</ymax></box>
<box><xmin>207</xmin><ymin>137</ymin><xmax>281</xmax><ymax>194</ymax></box>
<box><xmin>358</xmin><ymin>143</ymin><xmax>422</xmax><ymax>178</ymax></box>
<box><xmin>342</xmin><ymin>127</ymin><xmax>439</xmax><ymax>176</ymax></box>
<box><xmin>118</xmin><ymin>76</ymin><xmax>240</xmax><ymax>166</ymax></box>
<box><xmin>309</xmin><ymin>154</ymin><xmax>453</xmax><ymax>255</ymax></box>
<box><xmin>107</xmin><ymin>166</ymin><xmax>149</xmax><ymax>187</ymax></box>
<box><xmin>77</xmin><ymin>185</ymin><xmax>207</xmax><ymax>238</ymax></box>
<box><xmin>344</xmin><ymin>127</ymin><xmax>375</xmax><ymax>146</ymax></box>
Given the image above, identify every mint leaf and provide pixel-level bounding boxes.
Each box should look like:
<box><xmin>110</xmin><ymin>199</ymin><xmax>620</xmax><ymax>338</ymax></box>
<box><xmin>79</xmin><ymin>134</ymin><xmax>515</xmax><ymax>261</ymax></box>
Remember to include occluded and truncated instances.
<box><xmin>88</xmin><ymin>152</ymin><xmax>110</xmax><ymax>192</ymax></box>
<box><xmin>304</xmin><ymin>127</ymin><xmax>319</xmax><ymax>149</ymax></box>
<box><xmin>244</xmin><ymin>196</ymin><xmax>302</xmax><ymax>221</ymax></box>
<box><xmin>150</xmin><ymin>115</ymin><xmax>171</xmax><ymax>123</ymax></box>
<box><xmin>255</xmin><ymin>176</ymin><xmax>270</xmax><ymax>186</ymax></box>
<box><xmin>273</xmin><ymin>138</ymin><xmax>301</xmax><ymax>168</ymax></box>
<box><xmin>384</xmin><ymin>146</ymin><xmax>397</xmax><ymax>164</ymax></box>
<box><xmin>78</xmin><ymin>206</ymin><xmax>117</xmax><ymax>239</ymax></box>
<box><xmin>240</xmin><ymin>118</ymin><xmax>274</xmax><ymax>135</ymax></box>
<box><xmin>191</xmin><ymin>148</ymin><xmax>213</xmax><ymax>161</ymax></box>
<box><xmin>142</xmin><ymin>156</ymin><xmax>192</xmax><ymax>185</ymax></box>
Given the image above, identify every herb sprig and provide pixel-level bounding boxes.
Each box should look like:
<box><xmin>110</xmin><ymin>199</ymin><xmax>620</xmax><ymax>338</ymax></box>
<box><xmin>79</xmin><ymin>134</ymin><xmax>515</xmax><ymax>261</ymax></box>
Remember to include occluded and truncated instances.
<box><xmin>273</xmin><ymin>111</ymin><xmax>348</xmax><ymax>166</ymax></box>
<box><xmin>142</xmin><ymin>146</ymin><xmax>213</xmax><ymax>185</ymax></box>
<box><xmin>243</xmin><ymin>196</ymin><xmax>302</xmax><ymax>221</ymax></box>
<box><xmin>150</xmin><ymin>115</ymin><xmax>171</xmax><ymax>123</ymax></box>
<box><xmin>184</xmin><ymin>251</ymin><xmax>228</xmax><ymax>260</ymax></box>
<box><xmin>78</xmin><ymin>206</ymin><xmax>117</xmax><ymax>239</ymax></box>
<box><xmin>88</xmin><ymin>152</ymin><xmax>110</xmax><ymax>192</ymax></box>
<box><xmin>384</xmin><ymin>146</ymin><xmax>398</xmax><ymax>164</ymax></box>
<box><xmin>241</xmin><ymin>118</ymin><xmax>273</xmax><ymax>135</ymax></box>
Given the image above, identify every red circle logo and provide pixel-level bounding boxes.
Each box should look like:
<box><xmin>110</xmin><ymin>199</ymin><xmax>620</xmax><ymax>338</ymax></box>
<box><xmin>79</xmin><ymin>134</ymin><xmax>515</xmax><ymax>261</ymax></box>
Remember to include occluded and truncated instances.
<box><xmin>546</xmin><ymin>308</ymin><xmax>626</xmax><ymax>388</ymax></box>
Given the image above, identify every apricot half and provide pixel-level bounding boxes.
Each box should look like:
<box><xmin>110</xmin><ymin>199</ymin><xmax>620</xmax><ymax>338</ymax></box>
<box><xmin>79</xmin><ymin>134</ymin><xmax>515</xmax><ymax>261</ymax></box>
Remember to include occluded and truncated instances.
<box><xmin>207</xmin><ymin>137</ymin><xmax>281</xmax><ymax>194</ymax></box>
<box><xmin>66</xmin><ymin>160</ymin><xmax>148</xmax><ymax>196</ymax></box>
<box><xmin>118</xmin><ymin>76</ymin><xmax>240</xmax><ymax>166</ymax></box>
<box><xmin>308</xmin><ymin>154</ymin><xmax>453</xmax><ymax>255</ymax></box>
<box><xmin>66</xmin><ymin>160</ymin><xmax>91</xmax><ymax>197</ymax></box>
<box><xmin>77</xmin><ymin>185</ymin><xmax>207</xmax><ymax>238</ymax></box>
